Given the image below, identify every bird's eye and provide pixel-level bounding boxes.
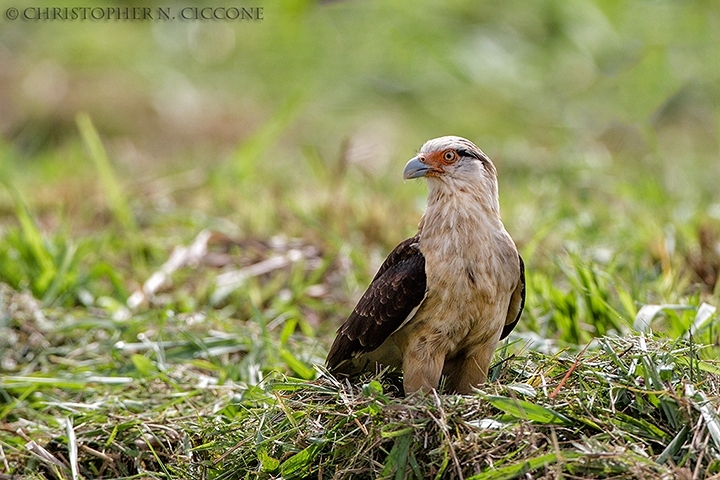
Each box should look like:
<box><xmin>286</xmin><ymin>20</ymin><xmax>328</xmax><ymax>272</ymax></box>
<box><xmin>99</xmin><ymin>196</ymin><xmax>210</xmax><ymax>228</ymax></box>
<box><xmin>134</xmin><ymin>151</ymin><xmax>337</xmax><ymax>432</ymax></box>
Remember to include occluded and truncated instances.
<box><xmin>442</xmin><ymin>150</ymin><xmax>457</xmax><ymax>164</ymax></box>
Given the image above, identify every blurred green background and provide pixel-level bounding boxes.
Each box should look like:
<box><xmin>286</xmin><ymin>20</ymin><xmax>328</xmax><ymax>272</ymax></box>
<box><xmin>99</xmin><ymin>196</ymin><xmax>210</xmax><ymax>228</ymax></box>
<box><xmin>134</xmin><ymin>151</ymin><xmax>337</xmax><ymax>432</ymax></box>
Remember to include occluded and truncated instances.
<box><xmin>3</xmin><ymin>3</ymin><xmax>720</xmax><ymax>475</ymax></box>
<box><xmin>0</xmin><ymin>0</ymin><xmax>719</xmax><ymax>344</ymax></box>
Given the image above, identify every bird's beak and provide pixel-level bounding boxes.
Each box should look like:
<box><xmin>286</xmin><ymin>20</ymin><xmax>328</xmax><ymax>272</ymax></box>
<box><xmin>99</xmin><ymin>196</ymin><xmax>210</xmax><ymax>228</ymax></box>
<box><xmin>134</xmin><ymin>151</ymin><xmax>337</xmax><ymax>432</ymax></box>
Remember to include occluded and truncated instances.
<box><xmin>403</xmin><ymin>156</ymin><xmax>433</xmax><ymax>179</ymax></box>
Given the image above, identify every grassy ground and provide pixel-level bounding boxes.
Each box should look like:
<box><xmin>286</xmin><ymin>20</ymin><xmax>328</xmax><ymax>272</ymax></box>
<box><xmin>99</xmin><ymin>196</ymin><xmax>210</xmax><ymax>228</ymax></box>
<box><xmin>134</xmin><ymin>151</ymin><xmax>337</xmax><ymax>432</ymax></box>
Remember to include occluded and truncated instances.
<box><xmin>2</xmin><ymin>1</ymin><xmax>720</xmax><ymax>478</ymax></box>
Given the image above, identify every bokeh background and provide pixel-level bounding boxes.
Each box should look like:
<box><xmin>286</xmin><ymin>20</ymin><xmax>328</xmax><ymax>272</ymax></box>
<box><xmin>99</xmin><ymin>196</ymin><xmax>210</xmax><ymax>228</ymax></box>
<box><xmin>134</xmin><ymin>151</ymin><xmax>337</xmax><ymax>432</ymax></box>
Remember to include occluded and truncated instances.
<box><xmin>1</xmin><ymin>0</ymin><xmax>719</xmax><ymax>347</ymax></box>
<box><xmin>2</xmin><ymin>2</ymin><xmax>720</xmax><ymax>476</ymax></box>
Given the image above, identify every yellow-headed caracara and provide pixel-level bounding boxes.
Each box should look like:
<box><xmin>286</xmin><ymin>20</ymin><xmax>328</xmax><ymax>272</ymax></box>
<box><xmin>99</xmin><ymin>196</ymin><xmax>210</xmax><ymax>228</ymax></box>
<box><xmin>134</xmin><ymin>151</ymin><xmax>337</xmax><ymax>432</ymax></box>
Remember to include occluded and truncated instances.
<box><xmin>326</xmin><ymin>136</ymin><xmax>525</xmax><ymax>395</ymax></box>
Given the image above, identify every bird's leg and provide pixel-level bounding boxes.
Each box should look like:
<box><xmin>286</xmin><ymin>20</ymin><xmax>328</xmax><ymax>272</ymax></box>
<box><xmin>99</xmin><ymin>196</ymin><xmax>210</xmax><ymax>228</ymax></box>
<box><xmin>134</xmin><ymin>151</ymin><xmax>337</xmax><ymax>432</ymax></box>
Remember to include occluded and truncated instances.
<box><xmin>443</xmin><ymin>343</ymin><xmax>496</xmax><ymax>395</ymax></box>
<box><xmin>401</xmin><ymin>342</ymin><xmax>445</xmax><ymax>394</ymax></box>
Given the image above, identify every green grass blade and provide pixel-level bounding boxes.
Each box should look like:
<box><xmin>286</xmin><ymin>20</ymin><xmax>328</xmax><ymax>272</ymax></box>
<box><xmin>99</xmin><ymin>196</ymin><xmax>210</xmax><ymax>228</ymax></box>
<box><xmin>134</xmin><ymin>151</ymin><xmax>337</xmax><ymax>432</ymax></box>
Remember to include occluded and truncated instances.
<box><xmin>467</xmin><ymin>451</ymin><xmax>582</xmax><ymax>480</ymax></box>
<box><xmin>381</xmin><ymin>431</ymin><xmax>412</xmax><ymax>479</ymax></box>
<box><xmin>76</xmin><ymin>113</ymin><xmax>137</xmax><ymax>232</ymax></box>
<box><xmin>613</xmin><ymin>412</ymin><xmax>669</xmax><ymax>442</ymax></box>
<box><xmin>2</xmin><ymin>183</ymin><xmax>56</xmax><ymax>293</ymax></box>
<box><xmin>40</xmin><ymin>240</ymin><xmax>78</xmax><ymax>307</ymax></box>
<box><xmin>279</xmin><ymin>443</ymin><xmax>322</xmax><ymax>477</ymax></box>
<box><xmin>278</xmin><ymin>348</ymin><xmax>315</xmax><ymax>380</ymax></box>
<box><xmin>481</xmin><ymin>395</ymin><xmax>571</xmax><ymax>425</ymax></box>
<box><xmin>656</xmin><ymin>425</ymin><xmax>688</xmax><ymax>465</ymax></box>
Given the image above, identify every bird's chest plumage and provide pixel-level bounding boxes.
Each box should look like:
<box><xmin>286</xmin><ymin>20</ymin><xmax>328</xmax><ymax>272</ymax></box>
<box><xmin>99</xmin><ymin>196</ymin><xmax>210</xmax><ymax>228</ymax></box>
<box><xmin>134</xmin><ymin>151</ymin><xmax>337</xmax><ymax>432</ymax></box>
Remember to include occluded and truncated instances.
<box><xmin>402</xmin><ymin>198</ymin><xmax>518</xmax><ymax>356</ymax></box>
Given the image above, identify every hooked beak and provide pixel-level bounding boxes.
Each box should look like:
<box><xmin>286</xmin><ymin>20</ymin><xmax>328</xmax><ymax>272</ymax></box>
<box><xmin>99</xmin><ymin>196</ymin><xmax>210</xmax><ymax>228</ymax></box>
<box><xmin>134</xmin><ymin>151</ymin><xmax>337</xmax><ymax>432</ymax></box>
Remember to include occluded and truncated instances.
<box><xmin>403</xmin><ymin>156</ymin><xmax>434</xmax><ymax>179</ymax></box>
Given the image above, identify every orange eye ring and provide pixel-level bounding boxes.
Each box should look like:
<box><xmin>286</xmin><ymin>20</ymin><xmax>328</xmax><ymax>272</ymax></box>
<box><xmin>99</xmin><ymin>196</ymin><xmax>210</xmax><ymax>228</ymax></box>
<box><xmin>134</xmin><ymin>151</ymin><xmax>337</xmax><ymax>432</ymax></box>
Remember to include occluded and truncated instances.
<box><xmin>442</xmin><ymin>150</ymin><xmax>457</xmax><ymax>164</ymax></box>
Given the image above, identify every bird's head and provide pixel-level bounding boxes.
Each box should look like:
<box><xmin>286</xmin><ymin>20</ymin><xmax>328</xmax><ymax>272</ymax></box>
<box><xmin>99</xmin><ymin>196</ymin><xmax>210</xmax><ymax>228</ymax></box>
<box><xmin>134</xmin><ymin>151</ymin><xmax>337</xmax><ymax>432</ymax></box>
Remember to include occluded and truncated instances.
<box><xmin>403</xmin><ymin>136</ymin><xmax>499</xmax><ymax>201</ymax></box>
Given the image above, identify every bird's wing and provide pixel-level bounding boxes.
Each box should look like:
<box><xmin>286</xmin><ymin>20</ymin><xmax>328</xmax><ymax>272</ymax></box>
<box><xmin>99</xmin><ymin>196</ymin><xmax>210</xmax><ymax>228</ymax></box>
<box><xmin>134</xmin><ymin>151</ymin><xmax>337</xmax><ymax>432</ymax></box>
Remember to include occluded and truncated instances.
<box><xmin>500</xmin><ymin>254</ymin><xmax>525</xmax><ymax>340</ymax></box>
<box><xmin>326</xmin><ymin>235</ymin><xmax>427</xmax><ymax>373</ymax></box>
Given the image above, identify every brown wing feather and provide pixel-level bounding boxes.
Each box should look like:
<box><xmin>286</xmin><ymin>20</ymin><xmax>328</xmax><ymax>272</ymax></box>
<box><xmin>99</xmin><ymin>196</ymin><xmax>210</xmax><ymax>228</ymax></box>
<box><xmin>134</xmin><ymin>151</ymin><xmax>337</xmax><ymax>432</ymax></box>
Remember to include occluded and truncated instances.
<box><xmin>500</xmin><ymin>254</ymin><xmax>525</xmax><ymax>340</ymax></box>
<box><xmin>326</xmin><ymin>235</ymin><xmax>426</xmax><ymax>374</ymax></box>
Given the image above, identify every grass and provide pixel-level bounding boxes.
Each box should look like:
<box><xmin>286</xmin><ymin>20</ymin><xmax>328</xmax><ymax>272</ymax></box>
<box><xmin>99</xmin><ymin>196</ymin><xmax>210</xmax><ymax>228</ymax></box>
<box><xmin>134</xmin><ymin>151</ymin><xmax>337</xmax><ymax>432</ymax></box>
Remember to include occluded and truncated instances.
<box><xmin>2</xmin><ymin>292</ymin><xmax>719</xmax><ymax>479</ymax></box>
<box><xmin>1</xmin><ymin>126</ymin><xmax>719</xmax><ymax>477</ymax></box>
<box><xmin>2</xmin><ymin>0</ymin><xmax>720</xmax><ymax>478</ymax></box>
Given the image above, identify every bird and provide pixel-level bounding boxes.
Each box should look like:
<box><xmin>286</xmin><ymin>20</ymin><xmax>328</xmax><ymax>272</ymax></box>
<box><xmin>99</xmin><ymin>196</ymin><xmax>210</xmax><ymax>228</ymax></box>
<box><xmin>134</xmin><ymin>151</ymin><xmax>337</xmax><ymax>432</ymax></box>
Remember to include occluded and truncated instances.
<box><xmin>326</xmin><ymin>136</ymin><xmax>525</xmax><ymax>395</ymax></box>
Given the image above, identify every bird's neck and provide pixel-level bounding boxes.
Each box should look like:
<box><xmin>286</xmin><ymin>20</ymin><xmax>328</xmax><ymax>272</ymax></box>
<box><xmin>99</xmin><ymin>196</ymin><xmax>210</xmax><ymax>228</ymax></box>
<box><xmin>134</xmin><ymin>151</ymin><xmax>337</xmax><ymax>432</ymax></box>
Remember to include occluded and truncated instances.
<box><xmin>425</xmin><ymin>177</ymin><xmax>501</xmax><ymax>222</ymax></box>
<box><xmin>418</xmin><ymin>181</ymin><xmax>504</xmax><ymax>253</ymax></box>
